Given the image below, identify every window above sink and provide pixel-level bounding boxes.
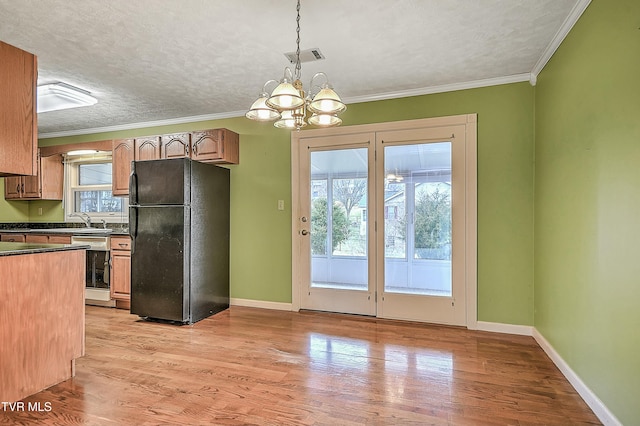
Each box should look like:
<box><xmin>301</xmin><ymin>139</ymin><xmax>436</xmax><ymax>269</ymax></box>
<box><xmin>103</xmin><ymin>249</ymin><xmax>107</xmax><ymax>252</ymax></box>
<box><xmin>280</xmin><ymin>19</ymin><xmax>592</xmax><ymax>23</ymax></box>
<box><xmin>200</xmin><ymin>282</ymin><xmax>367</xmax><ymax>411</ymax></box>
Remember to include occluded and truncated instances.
<box><xmin>64</xmin><ymin>152</ymin><xmax>128</xmax><ymax>224</ymax></box>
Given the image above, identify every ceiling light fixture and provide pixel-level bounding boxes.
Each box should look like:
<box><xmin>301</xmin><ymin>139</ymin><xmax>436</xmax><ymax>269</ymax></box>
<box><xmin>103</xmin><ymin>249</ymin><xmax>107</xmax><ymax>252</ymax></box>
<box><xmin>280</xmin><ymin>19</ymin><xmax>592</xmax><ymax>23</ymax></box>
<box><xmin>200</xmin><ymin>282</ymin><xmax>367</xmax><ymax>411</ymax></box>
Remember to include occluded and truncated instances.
<box><xmin>37</xmin><ymin>82</ymin><xmax>97</xmax><ymax>113</ymax></box>
<box><xmin>246</xmin><ymin>0</ymin><xmax>346</xmax><ymax>130</ymax></box>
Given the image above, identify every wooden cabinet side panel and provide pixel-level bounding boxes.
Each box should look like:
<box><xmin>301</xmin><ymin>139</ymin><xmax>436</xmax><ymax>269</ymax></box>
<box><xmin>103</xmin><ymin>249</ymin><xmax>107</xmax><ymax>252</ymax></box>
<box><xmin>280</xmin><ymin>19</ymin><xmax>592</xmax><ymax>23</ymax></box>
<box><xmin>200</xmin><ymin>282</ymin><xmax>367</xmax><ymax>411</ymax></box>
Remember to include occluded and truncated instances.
<box><xmin>0</xmin><ymin>250</ymin><xmax>84</xmax><ymax>402</ymax></box>
<box><xmin>112</xmin><ymin>139</ymin><xmax>133</xmax><ymax>196</ymax></box>
<box><xmin>0</xmin><ymin>41</ymin><xmax>37</xmax><ymax>177</ymax></box>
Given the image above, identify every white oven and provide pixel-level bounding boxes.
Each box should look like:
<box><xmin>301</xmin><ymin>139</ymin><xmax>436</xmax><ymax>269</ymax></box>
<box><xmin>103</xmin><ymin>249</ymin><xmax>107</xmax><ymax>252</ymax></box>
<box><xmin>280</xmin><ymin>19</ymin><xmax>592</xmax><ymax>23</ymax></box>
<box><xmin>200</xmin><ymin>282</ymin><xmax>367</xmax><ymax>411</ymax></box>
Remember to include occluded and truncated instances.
<box><xmin>70</xmin><ymin>235</ymin><xmax>115</xmax><ymax>307</ymax></box>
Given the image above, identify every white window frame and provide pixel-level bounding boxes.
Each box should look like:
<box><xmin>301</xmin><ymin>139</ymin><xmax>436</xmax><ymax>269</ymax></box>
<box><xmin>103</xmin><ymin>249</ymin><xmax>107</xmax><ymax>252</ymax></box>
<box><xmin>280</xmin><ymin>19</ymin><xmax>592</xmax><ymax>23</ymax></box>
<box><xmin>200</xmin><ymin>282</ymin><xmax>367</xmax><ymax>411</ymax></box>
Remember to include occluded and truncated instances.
<box><xmin>64</xmin><ymin>154</ymin><xmax>128</xmax><ymax>224</ymax></box>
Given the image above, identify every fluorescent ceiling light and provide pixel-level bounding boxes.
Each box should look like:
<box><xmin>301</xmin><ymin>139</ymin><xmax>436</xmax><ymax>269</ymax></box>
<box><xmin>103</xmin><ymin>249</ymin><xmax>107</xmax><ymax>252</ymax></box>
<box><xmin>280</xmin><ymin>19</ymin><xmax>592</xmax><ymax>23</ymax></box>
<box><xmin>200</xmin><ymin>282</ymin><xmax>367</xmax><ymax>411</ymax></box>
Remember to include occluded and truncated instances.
<box><xmin>66</xmin><ymin>149</ymin><xmax>100</xmax><ymax>156</ymax></box>
<box><xmin>37</xmin><ymin>82</ymin><xmax>97</xmax><ymax>113</ymax></box>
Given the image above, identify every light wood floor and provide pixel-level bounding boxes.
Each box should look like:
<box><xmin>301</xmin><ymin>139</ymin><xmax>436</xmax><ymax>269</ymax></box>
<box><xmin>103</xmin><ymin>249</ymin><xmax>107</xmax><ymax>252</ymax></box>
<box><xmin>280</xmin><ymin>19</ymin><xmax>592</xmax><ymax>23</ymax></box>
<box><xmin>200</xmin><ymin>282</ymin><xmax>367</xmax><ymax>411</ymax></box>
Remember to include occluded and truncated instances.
<box><xmin>3</xmin><ymin>306</ymin><xmax>600</xmax><ymax>425</ymax></box>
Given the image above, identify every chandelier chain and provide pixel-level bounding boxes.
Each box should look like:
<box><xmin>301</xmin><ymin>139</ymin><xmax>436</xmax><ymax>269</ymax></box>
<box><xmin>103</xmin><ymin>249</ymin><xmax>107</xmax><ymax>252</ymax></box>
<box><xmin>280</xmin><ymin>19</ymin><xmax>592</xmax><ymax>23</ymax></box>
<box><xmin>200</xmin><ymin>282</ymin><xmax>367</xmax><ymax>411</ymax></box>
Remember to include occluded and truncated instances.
<box><xmin>295</xmin><ymin>0</ymin><xmax>301</xmax><ymax>80</ymax></box>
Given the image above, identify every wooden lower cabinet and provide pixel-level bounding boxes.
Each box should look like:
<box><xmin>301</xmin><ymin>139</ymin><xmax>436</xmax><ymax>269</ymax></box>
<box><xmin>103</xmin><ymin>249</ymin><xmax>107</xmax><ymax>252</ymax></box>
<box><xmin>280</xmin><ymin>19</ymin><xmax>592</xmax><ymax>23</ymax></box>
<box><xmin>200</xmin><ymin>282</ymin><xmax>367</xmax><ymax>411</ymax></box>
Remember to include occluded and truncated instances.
<box><xmin>0</xmin><ymin>233</ymin><xmax>26</xmax><ymax>242</ymax></box>
<box><xmin>110</xmin><ymin>236</ymin><xmax>131</xmax><ymax>308</ymax></box>
<box><xmin>25</xmin><ymin>234</ymin><xmax>49</xmax><ymax>244</ymax></box>
<box><xmin>2</xmin><ymin>233</ymin><xmax>71</xmax><ymax>243</ymax></box>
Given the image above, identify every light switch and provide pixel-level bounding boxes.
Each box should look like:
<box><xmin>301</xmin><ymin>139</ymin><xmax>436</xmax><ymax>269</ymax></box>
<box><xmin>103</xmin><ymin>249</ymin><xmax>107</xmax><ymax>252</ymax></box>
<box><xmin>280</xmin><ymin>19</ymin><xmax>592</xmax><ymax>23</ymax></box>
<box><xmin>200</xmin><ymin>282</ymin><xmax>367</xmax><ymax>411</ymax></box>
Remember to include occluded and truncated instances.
<box><xmin>277</xmin><ymin>200</ymin><xmax>285</xmax><ymax>210</ymax></box>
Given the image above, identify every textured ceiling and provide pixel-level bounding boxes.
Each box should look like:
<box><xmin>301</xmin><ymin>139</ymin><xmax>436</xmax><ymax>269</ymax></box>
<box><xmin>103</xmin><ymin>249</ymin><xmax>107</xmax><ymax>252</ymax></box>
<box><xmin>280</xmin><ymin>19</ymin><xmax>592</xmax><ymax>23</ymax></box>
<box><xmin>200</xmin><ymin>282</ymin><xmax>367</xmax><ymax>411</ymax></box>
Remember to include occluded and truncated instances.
<box><xmin>0</xmin><ymin>0</ymin><xmax>584</xmax><ymax>137</ymax></box>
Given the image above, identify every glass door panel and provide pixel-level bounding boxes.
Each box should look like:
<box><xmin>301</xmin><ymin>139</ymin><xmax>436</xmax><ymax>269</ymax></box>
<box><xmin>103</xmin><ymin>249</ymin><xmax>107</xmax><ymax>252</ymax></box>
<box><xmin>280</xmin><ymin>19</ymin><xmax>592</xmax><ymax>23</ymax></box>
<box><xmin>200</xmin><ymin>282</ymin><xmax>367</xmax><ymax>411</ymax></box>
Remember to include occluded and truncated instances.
<box><xmin>383</xmin><ymin>143</ymin><xmax>452</xmax><ymax>297</ymax></box>
<box><xmin>310</xmin><ymin>149</ymin><xmax>368</xmax><ymax>291</ymax></box>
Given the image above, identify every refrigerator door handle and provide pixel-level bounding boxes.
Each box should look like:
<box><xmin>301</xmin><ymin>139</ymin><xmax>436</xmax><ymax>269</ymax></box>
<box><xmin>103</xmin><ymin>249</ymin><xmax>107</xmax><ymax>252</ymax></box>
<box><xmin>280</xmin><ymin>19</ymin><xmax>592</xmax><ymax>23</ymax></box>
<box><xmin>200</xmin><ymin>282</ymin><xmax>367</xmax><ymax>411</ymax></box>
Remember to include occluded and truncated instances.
<box><xmin>129</xmin><ymin>167</ymin><xmax>138</xmax><ymax>205</ymax></box>
<box><xmin>129</xmin><ymin>207</ymin><xmax>138</xmax><ymax>254</ymax></box>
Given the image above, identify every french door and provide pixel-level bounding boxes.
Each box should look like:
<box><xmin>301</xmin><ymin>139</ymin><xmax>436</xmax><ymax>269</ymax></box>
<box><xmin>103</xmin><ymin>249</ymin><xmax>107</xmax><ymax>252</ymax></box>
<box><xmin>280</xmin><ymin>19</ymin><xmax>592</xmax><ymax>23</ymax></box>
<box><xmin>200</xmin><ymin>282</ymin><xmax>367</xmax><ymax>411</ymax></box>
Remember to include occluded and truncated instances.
<box><xmin>297</xmin><ymin>133</ymin><xmax>376</xmax><ymax>315</ymax></box>
<box><xmin>292</xmin><ymin>115</ymin><xmax>477</xmax><ymax>326</ymax></box>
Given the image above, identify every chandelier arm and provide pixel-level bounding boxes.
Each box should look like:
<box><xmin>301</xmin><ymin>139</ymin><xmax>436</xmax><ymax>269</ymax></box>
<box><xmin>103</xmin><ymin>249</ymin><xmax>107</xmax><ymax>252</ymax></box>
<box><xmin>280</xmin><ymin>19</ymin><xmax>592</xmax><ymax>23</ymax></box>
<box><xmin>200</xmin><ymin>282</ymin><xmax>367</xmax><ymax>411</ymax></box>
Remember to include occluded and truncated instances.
<box><xmin>262</xmin><ymin>79</ymin><xmax>280</xmax><ymax>93</ymax></box>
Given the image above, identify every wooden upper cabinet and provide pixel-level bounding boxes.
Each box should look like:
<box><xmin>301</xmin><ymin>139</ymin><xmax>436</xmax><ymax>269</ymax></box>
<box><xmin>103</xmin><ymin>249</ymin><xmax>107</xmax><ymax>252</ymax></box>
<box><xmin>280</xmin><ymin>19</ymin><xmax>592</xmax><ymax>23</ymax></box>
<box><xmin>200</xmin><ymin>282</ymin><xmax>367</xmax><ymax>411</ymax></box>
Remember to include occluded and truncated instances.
<box><xmin>134</xmin><ymin>136</ymin><xmax>161</xmax><ymax>161</ymax></box>
<box><xmin>4</xmin><ymin>150</ymin><xmax>63</xmax><ymax>200</ymax></box>
<box><xmin>112</xmin><ymin>139</ymin><xmax>133</xmax><ymax>197</ymax></box>
<box><xmin>0</xmin><ymin>41</ymin><xmax>38</xmax><ymax>177</ymax></box>
<box><xmin>191</xmin><ymin>129</ymin><xmax>239</xmax><ymax>164</ymax></box>
<box><xmin>4</xmin><ymin>176</ymin><xmax>22</xmax><ymax>199</ymax></box>
<box><xmin>111</xmin><ymin>129</ymin><xmax>238</xmax><ymax>196</ymax></box>
<box><xmin>161</xmin><ymin>133</ymin><xmax>190</xmax><ymax>159</ymax></box>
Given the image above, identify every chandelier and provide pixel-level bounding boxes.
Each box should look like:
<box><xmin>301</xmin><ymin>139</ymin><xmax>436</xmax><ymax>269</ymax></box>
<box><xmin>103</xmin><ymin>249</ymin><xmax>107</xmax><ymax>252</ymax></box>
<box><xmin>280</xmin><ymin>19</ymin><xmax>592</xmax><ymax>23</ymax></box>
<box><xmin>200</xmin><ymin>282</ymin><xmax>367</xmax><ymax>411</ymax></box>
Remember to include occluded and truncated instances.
<box><xmin>245</xmin><ymin>0</ymin><xmax>346</xmax><ymax>130</ymax></box>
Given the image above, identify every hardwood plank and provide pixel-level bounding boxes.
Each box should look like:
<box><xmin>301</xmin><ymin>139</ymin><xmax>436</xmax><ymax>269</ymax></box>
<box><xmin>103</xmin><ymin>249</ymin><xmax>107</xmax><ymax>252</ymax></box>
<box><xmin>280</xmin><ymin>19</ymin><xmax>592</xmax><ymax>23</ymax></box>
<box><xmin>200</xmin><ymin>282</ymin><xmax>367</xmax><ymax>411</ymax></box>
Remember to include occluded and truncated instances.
<box><xmin>2</xmin><ymin>307</ymin><xmax>601</xmax><ymax>425</ymax></box>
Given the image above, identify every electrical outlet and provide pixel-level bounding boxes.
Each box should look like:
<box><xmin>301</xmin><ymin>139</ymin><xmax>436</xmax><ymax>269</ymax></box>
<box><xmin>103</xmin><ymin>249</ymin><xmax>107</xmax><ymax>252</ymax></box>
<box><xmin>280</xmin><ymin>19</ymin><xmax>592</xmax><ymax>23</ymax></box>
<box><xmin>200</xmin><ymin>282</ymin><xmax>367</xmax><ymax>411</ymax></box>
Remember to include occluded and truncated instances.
<box><xmin>38</xmin><ymin>207</ymin><xmax>43</xmax><ymax>216</ymax></box>
<box><xmin>277</xmin><ymin>200</ymin><xmax>285</xmax><ymax>210</ymax></box>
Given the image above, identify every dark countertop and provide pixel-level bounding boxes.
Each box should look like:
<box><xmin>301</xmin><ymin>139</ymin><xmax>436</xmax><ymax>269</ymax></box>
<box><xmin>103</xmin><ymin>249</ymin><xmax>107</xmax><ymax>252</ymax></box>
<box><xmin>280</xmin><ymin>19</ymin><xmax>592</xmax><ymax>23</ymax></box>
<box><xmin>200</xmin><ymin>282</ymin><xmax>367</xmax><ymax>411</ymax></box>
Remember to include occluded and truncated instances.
<box><xmin>0</xmin><ymin>226</ymin><xmax>130</xmax><ymax>237</ymax></box>
<box><xmin>0</xmin><ymin>242</ymin><xmax>90</xmax><ymax>257</ymax></box>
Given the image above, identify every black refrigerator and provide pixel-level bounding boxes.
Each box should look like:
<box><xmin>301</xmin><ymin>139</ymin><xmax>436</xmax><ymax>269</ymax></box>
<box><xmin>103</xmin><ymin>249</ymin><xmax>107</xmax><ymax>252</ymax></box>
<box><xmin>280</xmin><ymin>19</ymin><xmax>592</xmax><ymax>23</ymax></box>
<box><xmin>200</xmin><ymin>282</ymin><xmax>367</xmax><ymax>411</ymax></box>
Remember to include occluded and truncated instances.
<box><xmin>129</xmin><ymin>158</ymin><xmax>230</xmax><ymax>324</ymax></box>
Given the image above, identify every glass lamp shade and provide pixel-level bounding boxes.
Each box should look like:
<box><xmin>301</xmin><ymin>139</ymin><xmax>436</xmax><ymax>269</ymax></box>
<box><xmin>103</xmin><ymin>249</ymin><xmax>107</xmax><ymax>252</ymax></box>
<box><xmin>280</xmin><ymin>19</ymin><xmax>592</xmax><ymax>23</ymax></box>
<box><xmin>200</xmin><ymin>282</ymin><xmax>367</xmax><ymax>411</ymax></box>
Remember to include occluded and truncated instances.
<box><xmin>246</xmin><ymin>94</ymin><xmax>281</xmax><ymax>121</ymax></box>
<box><xmin>308</xmin><ymin>113</ymin><xmax>342</xmax><ymax>127</ymax></box>
<box><xmin>266</xmin><ymin>81</ymin><xmax>304</xmax><ymax>110</ymax></box>
<box><xmin>309</xmin><ymin>87</ymin><xmax>346</xmax><ymax>114</ymax></box>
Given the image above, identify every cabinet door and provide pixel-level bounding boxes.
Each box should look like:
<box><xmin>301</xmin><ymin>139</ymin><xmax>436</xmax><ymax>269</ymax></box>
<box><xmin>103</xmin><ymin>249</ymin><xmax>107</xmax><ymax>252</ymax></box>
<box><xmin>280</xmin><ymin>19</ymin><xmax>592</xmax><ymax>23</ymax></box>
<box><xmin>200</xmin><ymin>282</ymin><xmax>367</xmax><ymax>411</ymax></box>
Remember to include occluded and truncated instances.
<box><xmin>112</xmin><ymin>139</ymin><xmax>133</xmax><ymax>196</ymax></box>
<box><xmin>0</xmin><ymin>41</ymin><xmax>37</xmax><ymax>177</ymax></box>
<box><xmin>25</xmin><ymin>234</ymin><xmax>49</xmax><ymax>243</ymax></box>
<box><xmin>22</xmin><ymin>173</ymin><xmax>41</xmax><ymax>198</ymax></box>
<box><xmin>191</xmin><ymin>130</ymin><xmax>223</xmax><ymax>162</ymax></box>
<box><xmin>161</xmin><ymin>133</ymin><xmax>190</xmax><ymax>159</ymax></box>
<box><xmin>48</xmin><ymin>235</ymin><xmax>71</xmax><ymax>244</ymax></box>
<box><xmin>0</xmin><ymin>233</ymin><xmax>26</xmax><ymax>242</ymax></box>
<box><xmin>191</xmin><ymin>129</ymin><xmax>239</xmax><ymax>164</ymax></box>
<box><xmin>38</xmin><ymin>154</ymin><xmax>63</xmax><ymax>200</ymax></box>
<box><xmin>134</xmin><ymin>137</ymin><xmax>161</xmax><ymax>161</ymax></box>
<box><xmin>4</xmin><ymin>176</ymin><xmax>22</xmax><ymax>199</ymax></box>
<box><xmin>111</xmin><ymin>251</ymin><xmax>131</xmax><ymax>300</ymax></box>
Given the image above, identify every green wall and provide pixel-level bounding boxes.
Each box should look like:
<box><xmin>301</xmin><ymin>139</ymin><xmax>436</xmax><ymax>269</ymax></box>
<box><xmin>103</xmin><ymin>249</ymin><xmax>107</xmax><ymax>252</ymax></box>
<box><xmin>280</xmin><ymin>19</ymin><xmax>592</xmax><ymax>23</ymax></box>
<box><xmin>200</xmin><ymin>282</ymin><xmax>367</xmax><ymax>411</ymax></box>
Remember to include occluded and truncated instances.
<box><xmin>24</xmin><ymin>82</ymin><xmax>535</xmax><ymax>325</ymax></box>
<box><xmin>534</xmin><ymin>0</ymin><xmax>640</xmax><ymax>423</ymax></box>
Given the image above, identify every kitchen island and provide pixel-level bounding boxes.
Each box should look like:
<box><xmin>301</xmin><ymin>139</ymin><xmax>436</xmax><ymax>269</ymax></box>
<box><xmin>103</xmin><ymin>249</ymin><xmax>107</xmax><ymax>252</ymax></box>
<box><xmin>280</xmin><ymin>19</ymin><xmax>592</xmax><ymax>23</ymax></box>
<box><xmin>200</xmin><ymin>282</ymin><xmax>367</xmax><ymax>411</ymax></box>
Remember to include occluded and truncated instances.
<box><xmin>0</xmin><ymin>242</ymin><xmax>87</xmax><ymax>402</ymax></box>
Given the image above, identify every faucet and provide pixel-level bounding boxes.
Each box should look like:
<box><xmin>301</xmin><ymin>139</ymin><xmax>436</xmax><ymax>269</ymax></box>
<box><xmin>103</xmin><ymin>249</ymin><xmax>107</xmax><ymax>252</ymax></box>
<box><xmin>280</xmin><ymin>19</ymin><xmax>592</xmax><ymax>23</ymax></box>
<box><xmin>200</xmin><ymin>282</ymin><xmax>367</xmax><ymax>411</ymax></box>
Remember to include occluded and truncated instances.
<box><xmin>70</xmin><ymin>212</ymin><xmax>92</xmax><ymax>228</ymax></box>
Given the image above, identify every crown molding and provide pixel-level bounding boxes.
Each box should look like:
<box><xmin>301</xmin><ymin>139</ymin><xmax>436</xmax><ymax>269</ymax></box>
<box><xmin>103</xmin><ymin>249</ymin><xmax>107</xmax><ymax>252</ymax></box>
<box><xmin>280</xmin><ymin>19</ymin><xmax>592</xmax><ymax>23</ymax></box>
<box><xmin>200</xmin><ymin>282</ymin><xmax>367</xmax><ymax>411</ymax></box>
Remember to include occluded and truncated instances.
<box><xmin>39</xmin><ymin>73</ymin><xmax>531</xmax><ymax>139</ymax></box>
<box><xmin>38</xmin><ymin>110</ymin><xmax>247</xmax><ymax>139</ymax></box>
<box><xmin>530</xmin><ymin>0</ymin><xmax>592</xmax><ymax>83</ymax></box>
<box><xmin>343</xmin><ymin>73</ymin><xmax>531</xmax><ymax>105</ymax></box>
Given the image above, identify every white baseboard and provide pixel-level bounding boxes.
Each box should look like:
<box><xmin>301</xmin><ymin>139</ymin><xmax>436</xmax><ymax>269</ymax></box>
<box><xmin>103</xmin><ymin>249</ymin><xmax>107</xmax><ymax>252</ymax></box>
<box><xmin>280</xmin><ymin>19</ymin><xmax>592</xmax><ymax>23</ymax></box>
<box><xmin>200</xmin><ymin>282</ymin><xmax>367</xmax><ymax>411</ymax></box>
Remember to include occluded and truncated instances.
<box><xmin>476</xmin><ymin>321</ymin><xmax>533</xmax><ymax>336</ymax></box>
<box><xmin>532</xmin><ymin>328</ymin><xmax>621</xmax><ymax>426</ymax></box>
<box><xmin>230</xmin><ymin>298</ymin><xmax>292</xmax><ymax>311</ymax></box>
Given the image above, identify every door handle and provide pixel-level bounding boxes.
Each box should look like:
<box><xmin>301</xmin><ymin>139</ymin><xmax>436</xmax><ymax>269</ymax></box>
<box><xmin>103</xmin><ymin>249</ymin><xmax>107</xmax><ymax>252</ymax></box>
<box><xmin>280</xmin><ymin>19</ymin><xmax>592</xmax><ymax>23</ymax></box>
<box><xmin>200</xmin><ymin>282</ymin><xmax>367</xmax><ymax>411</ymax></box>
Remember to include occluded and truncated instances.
<box><xmin>129</xmin><ymin>162</ymin><xmax>138</xmax><ymax>205</ymax></box>
<box><xmin>301</xmin><ymin>229</ymin><xmax>310</xmax><ymax>236</ymax></box>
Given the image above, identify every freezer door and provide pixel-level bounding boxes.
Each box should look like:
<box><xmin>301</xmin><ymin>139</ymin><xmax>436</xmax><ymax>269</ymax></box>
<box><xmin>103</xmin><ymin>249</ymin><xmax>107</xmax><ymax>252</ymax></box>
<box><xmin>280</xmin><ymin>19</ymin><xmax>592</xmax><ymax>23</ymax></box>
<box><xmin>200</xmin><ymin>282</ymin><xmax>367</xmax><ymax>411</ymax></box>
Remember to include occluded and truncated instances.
<box><xmin>130</xmin><ymin>158</ymin><xmax>190</xmax><ymax>206</ymax></box>
<box><xmin>130</xmin><ymin>205</ymin><xmax>190</xmax><ymax>322</ymax></box>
